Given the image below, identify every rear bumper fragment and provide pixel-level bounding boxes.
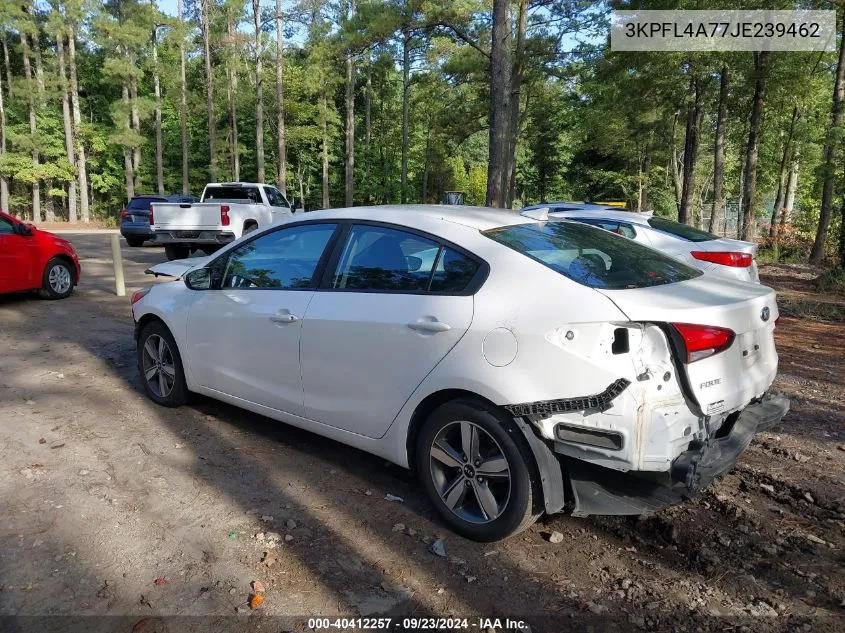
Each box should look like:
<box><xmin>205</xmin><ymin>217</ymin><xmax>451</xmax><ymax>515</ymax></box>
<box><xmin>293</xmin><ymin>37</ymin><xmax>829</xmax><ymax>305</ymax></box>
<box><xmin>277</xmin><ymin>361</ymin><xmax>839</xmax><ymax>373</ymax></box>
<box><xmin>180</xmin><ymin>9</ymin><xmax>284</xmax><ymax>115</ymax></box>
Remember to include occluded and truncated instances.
<box><xmin>562</xmin><ymin>394</ymin><xmax>790</xmax><ymax>517</ymax></box>
<box><xmin>504</xmin><ymin>378</ymin><xmax>631</xmax><ymax>417</ymax></box>
<box><xmin>152</xmin><ymin>230</ymin><xmax>235</xmax><ymax>245</ymax></box>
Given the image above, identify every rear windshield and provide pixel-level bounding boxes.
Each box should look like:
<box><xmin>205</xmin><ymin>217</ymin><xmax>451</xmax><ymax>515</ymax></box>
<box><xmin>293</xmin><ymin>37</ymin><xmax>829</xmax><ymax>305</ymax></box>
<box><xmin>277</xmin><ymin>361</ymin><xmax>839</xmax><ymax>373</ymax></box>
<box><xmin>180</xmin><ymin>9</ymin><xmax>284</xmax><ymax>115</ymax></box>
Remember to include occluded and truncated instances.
<box><xmin>204</xmin><ymin>186</ymin><xmax>262</xmax><ymax>203</ymax></box>
<box><xmin>647</xmin><ymin>217</ymin><xmax>716</xmax><ymax>242</ymax></box>
<box><xmin>483</xmin><ymin>221</ymin><xmax>701</xmax><ymax>290</ymax></box>
<box><xmin>128</xmin><ymin>197</ymin><xmax>165</xmax><ymax>210</ymax></box>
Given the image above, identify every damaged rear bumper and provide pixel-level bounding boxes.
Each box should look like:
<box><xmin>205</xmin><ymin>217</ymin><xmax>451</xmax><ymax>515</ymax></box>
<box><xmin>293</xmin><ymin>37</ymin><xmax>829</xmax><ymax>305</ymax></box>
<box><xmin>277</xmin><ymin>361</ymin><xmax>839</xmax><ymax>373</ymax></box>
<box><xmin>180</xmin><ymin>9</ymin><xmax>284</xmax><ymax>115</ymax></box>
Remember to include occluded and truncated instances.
<box><xmin>561</xmin><ymin>394</ymin><xmax>790</xmax><ymax>517</ymax></box>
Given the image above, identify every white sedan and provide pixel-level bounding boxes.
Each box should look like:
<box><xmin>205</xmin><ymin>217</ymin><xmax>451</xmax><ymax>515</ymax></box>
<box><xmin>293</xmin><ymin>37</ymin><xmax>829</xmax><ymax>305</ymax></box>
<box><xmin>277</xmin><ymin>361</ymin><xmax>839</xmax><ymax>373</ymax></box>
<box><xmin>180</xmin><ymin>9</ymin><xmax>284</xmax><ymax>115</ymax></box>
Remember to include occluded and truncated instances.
<box><xmin>521</xmin><ymin>204</ymin><xmax>760</xmax><ymax>283</ymax></box>
<box><xmin>131</xmin><ymin>205</ymin><xmax>788</xmax><ymax>542</ymax></box>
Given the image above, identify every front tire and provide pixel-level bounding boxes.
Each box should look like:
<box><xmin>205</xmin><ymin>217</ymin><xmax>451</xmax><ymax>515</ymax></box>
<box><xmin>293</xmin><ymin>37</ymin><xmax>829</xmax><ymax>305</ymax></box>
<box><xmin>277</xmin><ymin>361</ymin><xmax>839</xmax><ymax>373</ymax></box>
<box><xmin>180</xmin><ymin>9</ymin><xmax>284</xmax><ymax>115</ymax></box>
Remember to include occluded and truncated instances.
<box><xmin>416</xmin><ymin>399</ymin><xmax>541</xmax><ymax>542</ymax></box>
<box><xmin>164</xmin><ymin>244</ymin><xmax>190</xmax><ymax>261</ymax></box>
<box><xmin>38</xmin><ymin>258</ymin><xmax>75</xmax><ymax>300</ymax></box>
<box><xmin>137</xmin><ymin>321</ymin><xmax>188</xmax><ymax>407</ymax></box>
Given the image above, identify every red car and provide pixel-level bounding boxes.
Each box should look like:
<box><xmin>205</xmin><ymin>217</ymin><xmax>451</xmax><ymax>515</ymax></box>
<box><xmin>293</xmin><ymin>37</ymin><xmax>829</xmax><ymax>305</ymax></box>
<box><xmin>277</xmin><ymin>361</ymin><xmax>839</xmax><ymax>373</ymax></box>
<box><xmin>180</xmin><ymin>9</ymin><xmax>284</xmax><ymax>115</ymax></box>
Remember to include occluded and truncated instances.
<box><xmin>0</xmin><ymin>211</ymin><xmax>81</xmax><ymax>299</ymax></box>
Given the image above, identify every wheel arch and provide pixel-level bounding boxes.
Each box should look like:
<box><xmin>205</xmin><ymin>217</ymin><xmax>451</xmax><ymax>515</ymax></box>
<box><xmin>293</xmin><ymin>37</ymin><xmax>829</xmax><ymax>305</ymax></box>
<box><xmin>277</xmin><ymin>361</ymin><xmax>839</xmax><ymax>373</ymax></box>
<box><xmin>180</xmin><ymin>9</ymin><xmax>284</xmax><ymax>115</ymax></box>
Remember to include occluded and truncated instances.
<box><xmin>242</xmin><ymin>219</ymin><xmax>259</xmax><ymax>233</ymax></box>
<box><xmin>405</xmin><ymin>388</ymin><xmax>566</xmax><ymax>515</ymax></box>
<box><xmin>47</xmin><ymin>254</ymin><xmax>78</xmax><ymax>285</ymax></box>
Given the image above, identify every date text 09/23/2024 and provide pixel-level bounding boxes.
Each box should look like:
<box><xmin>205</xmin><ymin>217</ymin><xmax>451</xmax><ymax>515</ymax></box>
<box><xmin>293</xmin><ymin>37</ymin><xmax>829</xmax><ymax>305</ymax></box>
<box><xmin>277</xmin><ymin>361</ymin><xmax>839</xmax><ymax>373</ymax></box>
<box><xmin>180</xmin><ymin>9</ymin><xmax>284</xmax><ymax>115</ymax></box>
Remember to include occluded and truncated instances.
<box><xmin>309</xmin><ymin>617</ymin><xmax>528</xmax><ymax>630</ymax></box>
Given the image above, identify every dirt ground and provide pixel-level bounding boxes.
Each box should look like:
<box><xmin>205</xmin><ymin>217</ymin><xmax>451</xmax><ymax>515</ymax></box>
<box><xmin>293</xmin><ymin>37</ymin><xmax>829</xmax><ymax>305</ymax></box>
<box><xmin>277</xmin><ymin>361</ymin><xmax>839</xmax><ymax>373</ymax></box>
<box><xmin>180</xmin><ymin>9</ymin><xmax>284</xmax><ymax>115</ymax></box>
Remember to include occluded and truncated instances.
<box><xmin>0</xmin><ymin>233</ymin><xmax>843</xmax><ymax>633</ymax></box>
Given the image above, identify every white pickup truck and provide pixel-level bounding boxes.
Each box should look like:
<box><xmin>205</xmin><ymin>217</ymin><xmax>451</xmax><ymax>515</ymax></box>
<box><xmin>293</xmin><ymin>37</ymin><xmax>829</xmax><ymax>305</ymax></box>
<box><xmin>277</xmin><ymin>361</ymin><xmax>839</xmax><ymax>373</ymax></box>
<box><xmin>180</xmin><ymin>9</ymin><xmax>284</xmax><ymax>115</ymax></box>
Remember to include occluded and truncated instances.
<box><xmin>150</xmin><ymin>182</ymin><xmax>301</xmax><ymax>260</ymax></box>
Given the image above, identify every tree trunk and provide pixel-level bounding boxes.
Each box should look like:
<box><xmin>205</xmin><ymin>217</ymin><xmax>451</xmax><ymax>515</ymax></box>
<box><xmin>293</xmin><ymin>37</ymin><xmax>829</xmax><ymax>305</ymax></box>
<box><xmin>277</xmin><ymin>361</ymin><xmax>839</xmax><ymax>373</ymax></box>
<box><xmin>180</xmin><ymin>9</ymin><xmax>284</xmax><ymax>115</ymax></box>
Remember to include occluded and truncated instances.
<box><xmin>485</xmin><ymin>0</ymin><xmax>510</xmax><ymax>208</ymax></box>
<box><xmin>20</xmin><ymin>30</ymin><xmax>40</xmax><ymax>222</ymax></box>
<box><xmin>152</xmin><ymin>28</ymin><xmax>164</xmax><ymax>194</ymax></box>
<box><xmin>253</xmin><ymin>0</ymin><xmax>264</xmax><ymax>183</ymax></box>
<box><xmin>321</xmin><ymin>90</ymin><xmax>329</xmax><ymax>209</ymax></box>
<box><xmin>202</xmin><ymin>0</ymin><xmax>217</xmax><ymax>181</ymax></box>
<box><xmin>505</xmin><ymin>0</ymin><xmax>528</xmax><ymax>208</ymax></box>
<box><xmin>67</xmin><ymin>32</ymin><xmax>89</xmax><ymax>221</ymax></box>
<box><xmin>1</xmin><ymin>34</ymin><xmax>10</xmax><ymax>101</ymax></box>
<box><xmin>709</xmin><ymin>66</ymin><xmax>728</xmax><ymax>234</ymax></box>
<box><xmin>670</xmin><ymin>112</ymin><xmax>682</xmax><ymax>211</ymax></box>
<box><xmin>227</xmin><ymin>12</ymin><xmax>239</xmax><ymax>181</ymax></box>
<box><xmin>770</xmin><ymin>106</ymin><xmax>798</xmax><ymax>238</ymax></box>
<box><xmin>130</xmin><ymin>74</ymin><xmax>141</xmax><ymax>191</ymax></box>
<box><xmin>57</xmin><ymin>35</ymin><xmax>77</xmax><ymax>223</ymax></box>
<box><xmin>679</xmin><ymin>76</ymin><xmax>705</xmax><ymax>225</ymax></box>
<box><xmin>740</xmin><ymin>51</ymin><xmax>772</xmax><ymax>241</ymax></box>
<box><xmin>123</xmin><ymin>84</ymin><xmax>135</xmax><ymax>200</ymax></box>
<box><xmin>343</xmin><ymin>0</ymin><xmax>355</xmax><ymax>207</ymax></box>
<box><xmin>364</xmin><ymin>53</ymin><xmax>372</xmax><ymax>151</ymax></box>
<box><xmin>178</xmin><ymin>0</ymin><xmax>189</xmax><ymax>194</ymax></box>
<box><xmin>780</xmin><ymin>147</ymin><xmax>799</xmax><ymax>233</ymax></box>
<box><xmin>0</xmin><ymin>58</ymin><xmax>7</xmax><ymax>214</ymax></box>
<box><xmin>275</xmin><ymin>0</ymin><xmax>286</xmax><ymax>194</ymax></box>
<box><xmin>153</xmin><ymin>34</ymin><xmax>164</xmax><ymax>195</ymax></box>
<box><xmin>639</xmin><ymin>146</ymin><xmax>651</xmax><ymax>212</ymax></box>
<box><xmin>400</xmin><ymin>32</ymin><xmax>410</xmax><ymax>203</ymax></box>
<box><xmin>811</xmin><ymin>11</ymin><xmax>845</xmax><ymax>264</ymax></box>
<box><xmin>422</xmin><ymin>121</ymin><xmax>431</xmax><ymax>203</ymax></box>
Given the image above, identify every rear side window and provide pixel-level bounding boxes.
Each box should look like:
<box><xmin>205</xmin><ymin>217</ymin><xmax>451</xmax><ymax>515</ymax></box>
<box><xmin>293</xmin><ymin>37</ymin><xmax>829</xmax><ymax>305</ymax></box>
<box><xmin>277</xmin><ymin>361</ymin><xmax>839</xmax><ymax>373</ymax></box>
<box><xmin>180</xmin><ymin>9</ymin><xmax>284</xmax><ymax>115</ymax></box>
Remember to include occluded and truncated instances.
<box><xmin>332</xmin><ymin>225</ymin><xmax>440</xmax><ymax>292</ymax></box>
<box><xmin>430</xmin><ymin>248</ymin><xmax>480</xmax><ymax>292</ymax></box>
<box><xmin>204</xmin><ymin>186</ymin><xmax>262</xmax><ymax>203</ymax></box>
<box><xmin>128</xmin><ymin>197</ymin><xmax>165</xmax><ymax>210</ymax></box>
<box><xmin>330</xmin><ymin>225</ymin><xmax>482</xmax><ymax>294</ymax></box>
<box><xmin>647</xmin><ymin>217</ymin><xmax>716</xmax><ymax>242</ymax></box>
<box><xmin>483</xmin><ymin>221</ymin><xmax>701</xmax><ymax>290</ymax></box>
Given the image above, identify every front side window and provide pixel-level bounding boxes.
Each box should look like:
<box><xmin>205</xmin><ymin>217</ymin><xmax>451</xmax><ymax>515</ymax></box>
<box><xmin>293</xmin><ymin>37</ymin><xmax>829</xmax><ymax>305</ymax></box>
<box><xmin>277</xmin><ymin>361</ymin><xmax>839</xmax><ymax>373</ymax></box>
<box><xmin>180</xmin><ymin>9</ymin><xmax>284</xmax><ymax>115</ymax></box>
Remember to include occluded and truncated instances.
<box><xmin>0</xmin><ymin>216</ymin><xmax>15</xmax><ymax>235</ymax></box>
<box><xmin>221</xmin><ymin>223</ymin><xmax>336</xmax><ymax>289</ymax></box>
<box><xmin>647</xmin><ymin>216</ymin><xmax>716</xmax><ymax>242</ymax></box>
<box><xmin>483</xmin><ymin>220</ymin><xmax>701</xmax><ymax>290</ymax></box>
<box><xmin>265</xmin><ymin>187</ymin><xmax>288</xmax><ymax>208</ymax></box>
<box><xmin>332</xmin><ymin>225</ymin><xmax>441</xmax><ymax>292</ymax></box>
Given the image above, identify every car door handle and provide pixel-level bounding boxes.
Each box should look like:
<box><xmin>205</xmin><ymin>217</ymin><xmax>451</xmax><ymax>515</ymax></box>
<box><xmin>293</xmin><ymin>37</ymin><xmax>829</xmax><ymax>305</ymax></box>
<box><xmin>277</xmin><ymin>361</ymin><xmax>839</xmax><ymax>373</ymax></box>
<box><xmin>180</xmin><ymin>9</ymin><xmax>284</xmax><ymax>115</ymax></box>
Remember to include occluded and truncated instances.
<box><xmin>270</xmin><ymin>311</ymin><xmax>299</xmax><ymax>324</ymax></box>
<box><xmin>407</xmin><ymin>319</ymin><xmax>451</xmax><ymax>333</ymax></box>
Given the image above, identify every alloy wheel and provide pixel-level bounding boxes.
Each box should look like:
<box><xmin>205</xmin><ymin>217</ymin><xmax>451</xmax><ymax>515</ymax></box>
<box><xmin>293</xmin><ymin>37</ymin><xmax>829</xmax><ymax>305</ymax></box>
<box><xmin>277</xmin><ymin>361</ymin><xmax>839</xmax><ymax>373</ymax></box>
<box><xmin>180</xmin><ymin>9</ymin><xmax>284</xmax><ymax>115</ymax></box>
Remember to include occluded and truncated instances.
<box><xmin>141</xmin><ymin>334</ymin><xmax>176</xmax><ymax>398</ymax></box>
<box><xmin>49</xmin><ymin>264</ymin><xmax>72</xmax><ymax>294</ymax></box>
<box><xmin>429</xmin><ymin>421</ymin><xmax>511</xmax><ymax>524</ymax></box>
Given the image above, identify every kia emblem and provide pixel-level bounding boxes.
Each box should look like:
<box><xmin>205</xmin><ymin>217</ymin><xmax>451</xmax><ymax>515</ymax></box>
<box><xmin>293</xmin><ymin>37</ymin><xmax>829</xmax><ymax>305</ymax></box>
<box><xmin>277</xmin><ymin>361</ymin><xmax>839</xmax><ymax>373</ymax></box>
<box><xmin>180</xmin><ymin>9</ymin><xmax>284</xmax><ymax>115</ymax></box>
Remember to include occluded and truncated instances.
<box><xmin>761</xmin><ymin>307</ymin><xmax>770</xmax><ymax>322</ymax></box>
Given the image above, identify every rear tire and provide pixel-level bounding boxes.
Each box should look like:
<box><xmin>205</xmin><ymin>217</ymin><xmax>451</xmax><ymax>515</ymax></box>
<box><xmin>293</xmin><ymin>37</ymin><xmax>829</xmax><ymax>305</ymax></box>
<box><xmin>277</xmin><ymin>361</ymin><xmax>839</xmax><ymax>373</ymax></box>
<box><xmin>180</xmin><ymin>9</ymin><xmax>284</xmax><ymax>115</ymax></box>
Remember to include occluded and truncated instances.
<box><xmin>416</xmin><ymin>399</ymin><xmax>541</xmax><ymax>542</ymax></box>
<box><xmin>137</xmin><ymin>320</ymin><xmax>188</xmax><ymax>407</ymax></box>
<box><xmin>125</xmin><ymin>237</ymin><xmax>145</xmax><ymax>247</ymax></box>
<box><xmin>38</xmin><ymin>257</ymin><xmax>75</xmax><ymax>300</ymax></box>
<box><xmin>164</xmin><ymin>244</ymin><xmax>190</xmax><ymax>261</ymax></box>
<box><xmin>243</xmin><ymin>221</ymin><xmax>258</xmax><ymax>235</ymax></box>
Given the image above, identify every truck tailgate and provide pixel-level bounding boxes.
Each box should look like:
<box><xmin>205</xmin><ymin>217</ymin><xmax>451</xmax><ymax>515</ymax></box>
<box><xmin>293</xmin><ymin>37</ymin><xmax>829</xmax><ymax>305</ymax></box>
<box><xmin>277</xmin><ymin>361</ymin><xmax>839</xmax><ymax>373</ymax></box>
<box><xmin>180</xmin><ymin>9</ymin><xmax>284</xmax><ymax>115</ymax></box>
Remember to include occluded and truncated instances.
<box><xmin>151</xmin><ymin>203</ymin><xmax>223</xmax><ymax>230</ymax></box>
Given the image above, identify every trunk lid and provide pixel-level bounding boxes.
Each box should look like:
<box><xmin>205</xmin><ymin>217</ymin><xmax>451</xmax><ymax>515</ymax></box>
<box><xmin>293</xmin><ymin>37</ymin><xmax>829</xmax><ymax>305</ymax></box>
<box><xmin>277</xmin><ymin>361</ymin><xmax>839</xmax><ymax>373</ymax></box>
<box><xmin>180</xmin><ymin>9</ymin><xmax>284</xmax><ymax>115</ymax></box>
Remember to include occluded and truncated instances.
<box><xmin>598</xmin><ymin>275</ymin><xmax>778</xmax><ymax>417</ymax></box>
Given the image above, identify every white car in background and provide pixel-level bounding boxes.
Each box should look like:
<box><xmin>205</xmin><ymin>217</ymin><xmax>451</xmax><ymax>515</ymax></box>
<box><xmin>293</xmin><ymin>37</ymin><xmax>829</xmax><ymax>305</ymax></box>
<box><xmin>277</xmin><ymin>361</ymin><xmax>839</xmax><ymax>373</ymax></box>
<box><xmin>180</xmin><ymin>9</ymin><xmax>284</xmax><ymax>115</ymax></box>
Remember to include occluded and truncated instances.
<box><xmin>522</xmin><ymin>204</ymin><xmax>760</xmax><ymax>283</ymax></box>
<box><xmin>131</xmin><ymin>205</ymin><xmax>787</xmax><ymax>542</ymax></box>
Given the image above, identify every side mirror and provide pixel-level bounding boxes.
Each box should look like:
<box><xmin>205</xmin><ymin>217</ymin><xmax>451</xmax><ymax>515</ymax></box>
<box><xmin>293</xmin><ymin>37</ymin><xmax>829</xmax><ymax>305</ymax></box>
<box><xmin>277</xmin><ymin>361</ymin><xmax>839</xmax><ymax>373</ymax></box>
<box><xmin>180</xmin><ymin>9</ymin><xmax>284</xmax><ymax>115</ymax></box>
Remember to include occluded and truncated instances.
<box><xmin>291</xmin><ymin>198</ymin><xmax>303</xmax><ymax>213</ymax></box>
<box><xmin>17</xmin><ymin>223</ymin><xmax>34</xmax><ymax>237</ymax></box>
<box><xmin>184</xmin><ymin>267</ymin><xmax>212</xmax><ymax>290</ymax></box>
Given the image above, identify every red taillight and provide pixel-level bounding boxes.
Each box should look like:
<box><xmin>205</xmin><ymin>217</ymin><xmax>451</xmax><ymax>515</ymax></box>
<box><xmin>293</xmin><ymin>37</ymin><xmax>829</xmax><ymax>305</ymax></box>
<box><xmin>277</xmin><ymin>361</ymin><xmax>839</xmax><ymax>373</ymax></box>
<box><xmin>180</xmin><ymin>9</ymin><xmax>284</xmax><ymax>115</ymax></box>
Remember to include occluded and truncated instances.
<box><xmin>691</xmin><ymin>251</ymin><xmax>753</xmax><ymax>268</ymax></box>
<box><xmin>672</xmin><ymin>323</ymin><xmax>735</xmax><ymax>363</ymax></box>
<box><xmin>221</xmin><ymin>204</ymin><xmax>230</xmax><ymax>226</ymax></box>
<box><xmin>148</xmin><ymin>204</ymin><xmax>154</xmax><ymax>225</ymax></box>
<box><xmin>120</xmin><ymin>209</ymin><xmax>129</xmax><ymax>219</ymax></box>
<box><xmin>131</xmin><ymin>287</ymin><xmax>151</xmax><ymax>305</ymax></box>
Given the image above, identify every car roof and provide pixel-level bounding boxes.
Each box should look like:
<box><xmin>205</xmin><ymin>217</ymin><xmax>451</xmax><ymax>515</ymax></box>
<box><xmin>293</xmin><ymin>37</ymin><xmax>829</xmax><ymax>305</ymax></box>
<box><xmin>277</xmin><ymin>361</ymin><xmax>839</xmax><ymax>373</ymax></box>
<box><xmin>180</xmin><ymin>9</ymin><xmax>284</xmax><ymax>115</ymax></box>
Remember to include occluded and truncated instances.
<box><xmin>294</xmin><ymin>204</ymin><xmax>534</xmax><ymax>232</ymax></box>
